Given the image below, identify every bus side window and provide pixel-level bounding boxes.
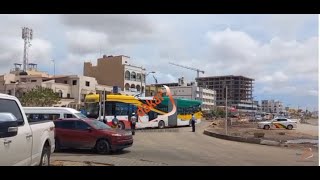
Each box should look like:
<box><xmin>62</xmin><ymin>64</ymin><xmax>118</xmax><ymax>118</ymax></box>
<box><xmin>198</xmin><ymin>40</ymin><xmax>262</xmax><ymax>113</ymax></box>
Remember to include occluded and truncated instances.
<box><xmin>105</xmin><ymin>101</ymin><xmax>114</xmax><ymax>116</ymax></box>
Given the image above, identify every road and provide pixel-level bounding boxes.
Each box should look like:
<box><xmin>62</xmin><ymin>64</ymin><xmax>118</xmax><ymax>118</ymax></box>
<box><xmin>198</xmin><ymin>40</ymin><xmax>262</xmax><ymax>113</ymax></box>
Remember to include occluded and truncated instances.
<box><xmin>52</xmin><ymin>121</ymin><xmax>318</xmax><ymax>166</ymax></box>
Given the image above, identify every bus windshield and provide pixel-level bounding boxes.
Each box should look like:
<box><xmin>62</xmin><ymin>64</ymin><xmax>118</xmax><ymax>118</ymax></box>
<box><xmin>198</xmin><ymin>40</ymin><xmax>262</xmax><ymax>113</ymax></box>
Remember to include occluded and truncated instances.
<box><xmin>85</xmin><ymin>102</ymin><xmax>99</xmax><ymax>119</ymax></box>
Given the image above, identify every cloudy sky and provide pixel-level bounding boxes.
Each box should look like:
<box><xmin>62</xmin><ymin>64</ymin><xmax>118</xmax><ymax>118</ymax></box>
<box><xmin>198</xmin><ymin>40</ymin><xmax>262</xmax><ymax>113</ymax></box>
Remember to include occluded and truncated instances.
<box><xmin>0</xmin><ymin>14</ymin><xmax>318</xmax><ymax>110</ymax></box>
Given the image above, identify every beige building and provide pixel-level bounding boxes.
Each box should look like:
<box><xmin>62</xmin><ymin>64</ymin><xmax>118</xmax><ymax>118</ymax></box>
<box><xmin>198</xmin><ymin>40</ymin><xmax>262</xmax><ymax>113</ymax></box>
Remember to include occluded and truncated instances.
<box><xmin>0</xmin><ymin>68</ymin><xmax>115</xmax><ymax>108</ymax></box>
<box><xmin>84</xmin><ymin>55</ymin><xmax>146</xmax><ymax>96</ymax></box>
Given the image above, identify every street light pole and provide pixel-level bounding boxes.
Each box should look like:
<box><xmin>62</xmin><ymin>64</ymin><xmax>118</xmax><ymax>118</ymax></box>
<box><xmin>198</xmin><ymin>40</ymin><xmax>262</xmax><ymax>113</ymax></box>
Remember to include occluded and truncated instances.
<box><xmin>52</xmin><ymin>60</ymin><xmax>55</xmax><ymax>77</ymax></box>
<box><xmin>140</xmin><ymin>71</ymin><xmax>155</xmax><ymax>96</ymax></box>
<box><xmin>225</xmin><ymin>86</ymin><xmax>228</xmax><ymax>135</ymax></box>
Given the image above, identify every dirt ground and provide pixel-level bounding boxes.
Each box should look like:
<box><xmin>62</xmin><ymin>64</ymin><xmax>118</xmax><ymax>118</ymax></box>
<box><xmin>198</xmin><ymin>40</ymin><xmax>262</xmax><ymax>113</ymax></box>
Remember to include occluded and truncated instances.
<box><xmin>207</xmin><ymin>119</ymin><xmax>318</xmax><ymax>149</ymax></box>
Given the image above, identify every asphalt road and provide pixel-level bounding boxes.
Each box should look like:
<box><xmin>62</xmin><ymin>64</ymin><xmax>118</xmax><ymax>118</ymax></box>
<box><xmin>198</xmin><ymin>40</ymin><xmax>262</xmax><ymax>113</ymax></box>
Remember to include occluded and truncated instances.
<box><xmin>52</xmin><ymin>121</ymin><xmax>318</xmax><ymax>166</ymax></box>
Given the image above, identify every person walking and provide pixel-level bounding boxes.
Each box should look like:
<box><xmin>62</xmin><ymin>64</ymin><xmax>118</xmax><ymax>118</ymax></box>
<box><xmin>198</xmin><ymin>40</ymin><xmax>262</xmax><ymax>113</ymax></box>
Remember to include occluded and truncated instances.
<box><xmin>130</xmin><ymin>112</ymin><xmax>137</xmax><ymax>135</ymax></box>
<box><xmin>190</xmin><ymin>114</ymin><xmax>196</xmax><ymax>132</ymax></box>
<box><xmin>112</xmin><ymin>115</ymin><xmax>119</xmax><ymax>129</ymax></box>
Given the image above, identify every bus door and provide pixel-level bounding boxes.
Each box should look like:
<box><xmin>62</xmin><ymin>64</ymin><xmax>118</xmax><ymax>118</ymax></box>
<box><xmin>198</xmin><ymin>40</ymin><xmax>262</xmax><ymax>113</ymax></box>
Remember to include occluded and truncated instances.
<box><xmin>168</xmin><ymin>99</ymin><xmax>178</xmax><ymax>127</ymax></box>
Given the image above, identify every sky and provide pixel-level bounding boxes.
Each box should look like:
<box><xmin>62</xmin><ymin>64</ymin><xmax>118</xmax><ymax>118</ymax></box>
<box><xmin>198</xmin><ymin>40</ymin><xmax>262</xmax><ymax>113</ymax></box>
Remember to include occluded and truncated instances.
<box><xmin>0</xmin><ymin>14</ymin><xmax>318</xmax><ymax>110</ymax></box>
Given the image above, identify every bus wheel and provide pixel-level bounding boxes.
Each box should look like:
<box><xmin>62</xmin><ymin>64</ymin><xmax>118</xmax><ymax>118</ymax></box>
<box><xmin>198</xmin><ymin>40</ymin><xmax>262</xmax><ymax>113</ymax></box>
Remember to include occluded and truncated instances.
<box><xmin>118</xmin><ymin>122</ymin><xmax>125</xmax><ymax>130</ymax></box>
<box><xmin>158</xmin><ymin>121</ymin><xmax>165</xmax><ymax>129</ymax></box>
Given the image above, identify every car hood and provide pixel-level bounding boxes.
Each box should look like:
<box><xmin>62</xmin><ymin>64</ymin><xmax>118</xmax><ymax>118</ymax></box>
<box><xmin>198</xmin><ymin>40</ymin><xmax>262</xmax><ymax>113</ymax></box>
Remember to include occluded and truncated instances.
<box><xmin>101</xmin><ymin>128</ymin><xmax>131</xmax><ymax>136</ymax></box>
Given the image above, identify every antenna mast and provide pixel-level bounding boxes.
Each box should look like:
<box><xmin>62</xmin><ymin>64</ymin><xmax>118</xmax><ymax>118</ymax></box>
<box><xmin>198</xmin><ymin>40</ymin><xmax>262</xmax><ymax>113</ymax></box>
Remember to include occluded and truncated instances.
<box><xmin>22</xmin><ymin>27</ymin><xmax>33</xmax><ymax>72</ymax></box>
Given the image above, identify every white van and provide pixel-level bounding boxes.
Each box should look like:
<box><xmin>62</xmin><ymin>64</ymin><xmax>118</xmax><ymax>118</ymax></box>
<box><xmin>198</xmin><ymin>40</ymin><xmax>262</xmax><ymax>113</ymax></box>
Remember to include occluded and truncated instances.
<box><xmin>23</xmin><ymin>107</ymin><xmax>87</xmax><ymax>122</ymax></box>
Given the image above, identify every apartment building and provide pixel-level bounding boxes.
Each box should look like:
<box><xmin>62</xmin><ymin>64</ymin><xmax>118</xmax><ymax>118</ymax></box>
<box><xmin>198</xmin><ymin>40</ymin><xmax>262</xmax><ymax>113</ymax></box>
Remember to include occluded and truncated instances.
<box><xmin>261</xmin><ymin>100</ymin><xmax>284</xmax><ymax>114</ymax></box>
<box><xmin>84</xmin><ymin>55</ymin><xmax>146</xmax><ymax>96</ymax></box>
<box><xmin>196</xmin><ymin>75</ymin><xmax>256</xmax><ymax>112</ymax></box>
<box><xmin>146</xmin><ymin>77</ymin><xmax>216</xmax><ymax>112</ymax></box>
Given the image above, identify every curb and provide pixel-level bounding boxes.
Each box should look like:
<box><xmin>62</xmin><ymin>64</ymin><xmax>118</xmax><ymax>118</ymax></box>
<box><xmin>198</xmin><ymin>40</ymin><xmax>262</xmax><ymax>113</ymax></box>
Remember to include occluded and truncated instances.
<box><xmin>203</xmin><ymin>129</ymin><xmax>281</xmax><ymax>146</ymax></box>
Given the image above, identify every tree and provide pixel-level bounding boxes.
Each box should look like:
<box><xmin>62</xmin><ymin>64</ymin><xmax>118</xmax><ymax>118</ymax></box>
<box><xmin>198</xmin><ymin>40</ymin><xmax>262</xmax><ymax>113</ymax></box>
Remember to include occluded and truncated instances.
<box><xmin>20</xmin><ymin>86</ymin><xmax>61</xmax><ymax>107</ymax></box>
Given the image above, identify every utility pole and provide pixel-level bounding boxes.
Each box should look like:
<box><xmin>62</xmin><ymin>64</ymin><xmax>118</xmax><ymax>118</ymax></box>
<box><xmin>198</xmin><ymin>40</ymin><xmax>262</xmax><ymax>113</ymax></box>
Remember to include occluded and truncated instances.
<box><xmin>52</xmin><ymin>60</ymin><xmax>55</xmax><ymax>77</ymax></box>
<box><xmin>102</xmin><ymin>89</ymin><xmax>106</xmax><ymax>122</ymax></box>
<box><xmin>225</xmin><ymin>86</ymin><xmax>228</xmax><ymax>135</ymax></box>
<box><xmin>98</xmin><ymin>91</ymin><xmax>102</xmax><ymax>121</ymax></box>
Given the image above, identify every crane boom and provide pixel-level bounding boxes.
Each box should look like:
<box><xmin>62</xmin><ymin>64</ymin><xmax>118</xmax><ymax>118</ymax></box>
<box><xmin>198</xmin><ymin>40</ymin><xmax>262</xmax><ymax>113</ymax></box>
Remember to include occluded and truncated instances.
<box><xmin>169</xmin><ymin>62</ymin><xmax>204</xmax><ymax>78</ymax></box>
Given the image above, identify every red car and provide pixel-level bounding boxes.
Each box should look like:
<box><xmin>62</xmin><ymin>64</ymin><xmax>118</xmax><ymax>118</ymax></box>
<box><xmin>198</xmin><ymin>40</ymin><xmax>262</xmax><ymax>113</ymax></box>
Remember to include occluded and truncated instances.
<box><xmin>53</xmin><ymin>118</ymin><xmax>133</xmax><ymax>154</ymax></box>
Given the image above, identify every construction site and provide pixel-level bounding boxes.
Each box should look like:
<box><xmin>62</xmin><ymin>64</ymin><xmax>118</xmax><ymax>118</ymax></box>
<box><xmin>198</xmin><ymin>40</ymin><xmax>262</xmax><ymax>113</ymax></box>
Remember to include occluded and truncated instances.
<box><xmin>196</xmin><ymin>75</ymin><xmax>255</xmax><ymax>112</ymax></box>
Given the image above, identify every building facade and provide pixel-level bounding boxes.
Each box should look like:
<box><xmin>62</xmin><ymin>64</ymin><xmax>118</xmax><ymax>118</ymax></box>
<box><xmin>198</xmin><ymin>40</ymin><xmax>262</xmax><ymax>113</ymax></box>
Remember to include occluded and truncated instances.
<box><xmin>261</xmin><ymin>100</ymin><xmax>284</xmax><ymax>114</ymax></box>
<box><xmin>196</xmin><ymin>75</ymin><xmax>256</xmax><ymax>112</ymax></box>
<box><xmin>84</xmin><ymin>55</ymin><xmax>146</xmax><ymax>96</ymax></box>
<box><xmin>146</xmin><ymin>77</ymin><xmax>216</xmax><ymax>112</ymax></box>
<box><xmin>0</xmin><ymin>67</ymin><xmax>123</xmax><ymax>108</ymax></box>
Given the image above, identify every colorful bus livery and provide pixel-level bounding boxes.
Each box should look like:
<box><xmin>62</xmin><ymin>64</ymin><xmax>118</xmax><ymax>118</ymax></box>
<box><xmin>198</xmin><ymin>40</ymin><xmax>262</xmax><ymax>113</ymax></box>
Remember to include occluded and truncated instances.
<box><xmin>84</xmin><ymin>94</ymin><xmax>202</xmax><ymax>129</ymax></box>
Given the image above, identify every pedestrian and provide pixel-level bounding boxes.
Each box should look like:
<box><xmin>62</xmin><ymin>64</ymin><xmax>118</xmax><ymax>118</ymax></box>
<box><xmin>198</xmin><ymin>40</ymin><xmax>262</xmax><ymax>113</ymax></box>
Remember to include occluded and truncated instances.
<box><xmin>112</xmin><ymin>115</ymin><xmax>119</xmax><ymax>128</ymax></box>
<box><xmin>130</xmin><ymin>112</ymin><xmax>137</xmax><ymax>135</ymax></box>
<box><xmin>190</xmin><ymin>114</ymin><xmax>196</xmax><ymax>132</ymax></box>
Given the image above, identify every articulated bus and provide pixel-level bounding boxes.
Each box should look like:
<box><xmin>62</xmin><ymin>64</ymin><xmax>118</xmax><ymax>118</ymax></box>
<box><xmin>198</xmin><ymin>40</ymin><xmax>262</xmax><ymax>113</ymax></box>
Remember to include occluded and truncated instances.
<box><xmin>84</xmin><ymin>94</ymin><xmax>202</xmax><ymax>129</ymax></box>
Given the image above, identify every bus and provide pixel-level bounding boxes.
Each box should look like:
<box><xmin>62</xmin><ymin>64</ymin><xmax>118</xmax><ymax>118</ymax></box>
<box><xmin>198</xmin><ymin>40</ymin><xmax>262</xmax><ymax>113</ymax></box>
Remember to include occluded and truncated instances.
<box><xmin>84</xmin><ymin>94</ymin><xmax>202</xmax><ymax>129</ymax></box>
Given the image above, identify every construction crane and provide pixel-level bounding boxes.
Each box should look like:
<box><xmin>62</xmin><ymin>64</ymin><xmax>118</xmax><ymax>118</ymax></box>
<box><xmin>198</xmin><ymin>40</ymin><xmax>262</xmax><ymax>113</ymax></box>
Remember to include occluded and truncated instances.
<box><xmin>153</xmin><ymin>75</ymin><xmax>158</xmax><ymax>84</ymax></box>
<box><xmin>169</xmin><ymin>62</ymin><xmax>205</xmax><ymax>78</ymax></box>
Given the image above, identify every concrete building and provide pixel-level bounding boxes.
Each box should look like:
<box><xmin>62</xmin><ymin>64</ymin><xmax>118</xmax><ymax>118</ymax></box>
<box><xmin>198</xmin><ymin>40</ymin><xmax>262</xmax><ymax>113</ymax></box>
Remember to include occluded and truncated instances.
<box><xmin>196</xmin><ymin>75</ymin><xmax>256</xmax><ymax>112</ymax></box>
<box><xmin>261</xmin><ymin>100</ymin><xmax>284</xmax><ymax>114</ymax></box>
<box><xmin>0</xmin><ymin>66</ymin><xmax>120</xmax><ymax>108</ymax></box>
<box><xmin>84</xmin><ymin>55</ymin><xmax>147</xmax><ymax>96</ymax></box>
<box><xmin>146</xmin><ymin>77</ymin><xmax>216</xmax><ymax>112</ymax></box>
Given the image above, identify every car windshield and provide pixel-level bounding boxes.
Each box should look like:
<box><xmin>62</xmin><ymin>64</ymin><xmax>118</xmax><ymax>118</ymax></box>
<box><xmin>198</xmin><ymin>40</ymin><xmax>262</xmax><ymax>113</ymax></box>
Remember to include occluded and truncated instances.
<box><xmin>88</xmin><ymin>120</ymin><xmax>112</xmax><ymax>130</ymax></box>
<box><xmin>75</xmin><ymin>113</ymin><xmax>87</xmax><ymax>119</ymax></box>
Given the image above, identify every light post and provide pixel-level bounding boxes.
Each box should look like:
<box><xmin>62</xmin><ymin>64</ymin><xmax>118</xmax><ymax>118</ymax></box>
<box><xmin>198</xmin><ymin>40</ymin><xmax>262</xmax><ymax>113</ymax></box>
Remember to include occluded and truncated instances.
<box><xmin>140</xmin><ymin>71</ymin><xmax>155</xmax><ymax>96</ymax></box>
<box><xmin>13</xmin><ymin>82</ymin><xmax>19</xmax><ymax>97</ymax></box>
<box><xmin>52</xmin><ymin>60</ymin><xmax>55</xmax><ymax>77</ymax></box>
<box><xmin>251</xmin><ymin>95</ymin><xmax>256</xmax><ymax>116</ymax></box>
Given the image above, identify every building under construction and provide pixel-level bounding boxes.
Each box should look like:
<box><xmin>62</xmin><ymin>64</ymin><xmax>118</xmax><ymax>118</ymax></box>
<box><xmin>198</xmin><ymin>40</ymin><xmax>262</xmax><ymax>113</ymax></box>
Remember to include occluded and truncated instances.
<box><xmin>196</xmin><ymin>75</ymin><xmax>256</xmax><ymax>112</ymax></box>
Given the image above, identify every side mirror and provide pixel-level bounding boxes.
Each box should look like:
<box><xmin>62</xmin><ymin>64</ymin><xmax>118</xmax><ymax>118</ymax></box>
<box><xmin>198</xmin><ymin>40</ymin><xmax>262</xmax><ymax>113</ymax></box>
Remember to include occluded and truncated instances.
<box><xmin>87</xmin><ymin>127</ymin><xmax>92</xmax><ymax>132</ymax></box>
<box><xmin>0</xmin><ymin>113</ymin><xmax>18</xmax><ymax>138</ymax></box>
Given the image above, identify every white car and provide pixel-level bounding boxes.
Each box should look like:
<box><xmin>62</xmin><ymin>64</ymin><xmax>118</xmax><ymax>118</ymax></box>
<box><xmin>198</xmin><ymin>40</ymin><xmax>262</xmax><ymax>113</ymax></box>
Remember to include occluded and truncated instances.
<box><xmin>257</xmin><ymin>117</ymin><xmax>298</xmax><ymax>130</ymax></box>
<box><xmin>0</xmin><ymin>93</ymin><xmax>55</xmax><ymax>166</ymax></box>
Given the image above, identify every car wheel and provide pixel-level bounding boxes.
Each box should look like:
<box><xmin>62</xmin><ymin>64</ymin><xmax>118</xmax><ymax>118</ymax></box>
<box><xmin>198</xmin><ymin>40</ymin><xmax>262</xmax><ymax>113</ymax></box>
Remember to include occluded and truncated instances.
<box><xmin>158</xmin><ymin>120</ymin><xmax>165</xmax><ymax>129</ymax></box>
<box><xmin>95</xmin><ymin>139</ymin><xmax>110</xmax><ymax>154</ymax></box>
<box><xmin>118</xmin><ymin>122</ymin><xmax>125</xmax><ymax>130</ymax></box>
<box><xmin>39</xmin><ymin>145</ymin><xmax>50</xmax><ymax>166</ymax></box>
<box><xmin>287</xmin><ymin>125</ymin><xmax>293</xmax><ymax>130</ymax></box>
<box><xmin>264</xmin><ymin>125</ymin><xmax>270</xmax><ymax>130</ymax></box>
<box><xmin>54</xmin><ymin>138</ymin><xmax>61</xmax><ymax>152</ymax></box>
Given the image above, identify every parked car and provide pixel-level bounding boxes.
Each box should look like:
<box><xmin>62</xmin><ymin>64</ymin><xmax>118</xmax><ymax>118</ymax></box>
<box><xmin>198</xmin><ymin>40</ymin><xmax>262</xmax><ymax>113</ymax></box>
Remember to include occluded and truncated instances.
<box><xmin>0</xmin><ymin>93</ymin><xmax>55</xmax><ymax>166</ymax></box>
<box><xmin>24</xmin><ymin>107</ymin><xmax>88</xmax><ymax>121</ymax></box>
<box><xmin>257</xmin><ymin>117</ymin><xmax>298</xmax><ymax>130</ymax></box>
<box><xmin>53</xmin><ymin>118</ymin><xmax>133</xmax><ymax>154</ymax></box>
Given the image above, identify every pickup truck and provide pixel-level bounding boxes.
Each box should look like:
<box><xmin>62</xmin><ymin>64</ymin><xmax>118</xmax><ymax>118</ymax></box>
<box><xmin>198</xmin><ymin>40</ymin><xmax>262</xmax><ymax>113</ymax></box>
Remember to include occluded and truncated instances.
<box><xmin>0</xmin><ymin>93</ymin><xmax>55</xmax><ymax>166</ymax></box>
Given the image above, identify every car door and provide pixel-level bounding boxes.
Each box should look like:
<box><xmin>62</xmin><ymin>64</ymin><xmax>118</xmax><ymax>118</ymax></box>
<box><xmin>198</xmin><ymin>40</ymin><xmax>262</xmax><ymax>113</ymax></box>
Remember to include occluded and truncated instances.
<box><xmin>274</xmin><ymin>118</ymin><xmax>287</xmax><ymax>129</ymax></box>
<box><xmin>0</xmin><ymin>98</ymin><xmax>32</xmax><ymax>166</ymax></box>
<box><xmin>73</xmin><ymin>120</ymin><xmax>97</xmax><ymax>148</ymax></box>
<box><xmin>55</xmin><ymin>121</ymin><xmax>77</xmax><ymax>148</ymax></box>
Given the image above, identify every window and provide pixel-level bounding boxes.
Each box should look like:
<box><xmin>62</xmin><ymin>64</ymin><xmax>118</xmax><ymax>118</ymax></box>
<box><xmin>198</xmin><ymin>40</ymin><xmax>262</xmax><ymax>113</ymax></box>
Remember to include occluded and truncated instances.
<box><xmin>75</xmin><ymin>121</ymin><xmax>90</xmax><ymax>130</ymax></box>
<box><xmin>85</xmin><ymin>81</ymin><xmax>90</xmax><ymax>87</ymax></box>
<box><xmin>72</xmin><ymin>80</ymin><xmax>77</xmax><ymax>85</ymax></box>
<box><xmin>67</xmin><ymin>94</ymin><xmax>70</xmax><ymax>98</ymax></box>
<box><xmin>8</xmin><ymin>90</ymin><xmax>11</xmax><ymax>95</ymax></box>
<box><xmin>64</xmin><ymin>80</ymin><xmax>68</xmax><ymax>84</ymax></box>
<box><xmin>26</xmin><ymin>113</ymin><xmax>60</xmax><ymax>123</ymax></box>
<box><xmin>54</xmin><ymin>121</ymin><xmax>75</xmax><ymax>129</ymax></box>
<box><xmin>31</xmin><ymin>80</ymin><xmax>37</xmax><ymax>82</ymax></box>
<box><xmin>115</xmin><ymin>102</ymin><xmax>129</xmax><ymax>116</ymax></box>
<box><xmin>277</xmin><ymin>119</ymin><xmax>287</xmax><ymax>122</ymax></box>
<box><xmin>0</xmin><ymin>99</ymin><xmax>24</xmax><ymax>126</ymax></box>
<box><xmin>64</xmin><ymin>114</ymin><xmax>76</xmax><ymax>118</ymax></box>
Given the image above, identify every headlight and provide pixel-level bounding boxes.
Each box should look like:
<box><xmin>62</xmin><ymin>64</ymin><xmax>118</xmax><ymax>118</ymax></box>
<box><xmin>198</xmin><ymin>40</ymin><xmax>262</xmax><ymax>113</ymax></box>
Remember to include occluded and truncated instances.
<box><xmin>112</xmin><ymin>133</ymin><xmax>122</xmax><ymax>137</ymax></box>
